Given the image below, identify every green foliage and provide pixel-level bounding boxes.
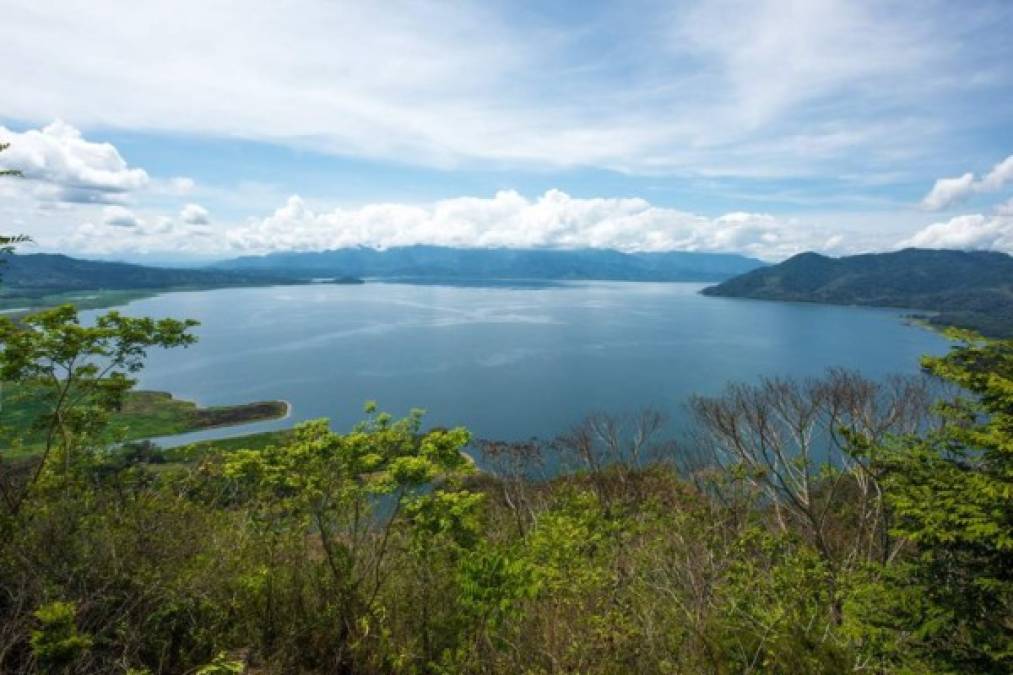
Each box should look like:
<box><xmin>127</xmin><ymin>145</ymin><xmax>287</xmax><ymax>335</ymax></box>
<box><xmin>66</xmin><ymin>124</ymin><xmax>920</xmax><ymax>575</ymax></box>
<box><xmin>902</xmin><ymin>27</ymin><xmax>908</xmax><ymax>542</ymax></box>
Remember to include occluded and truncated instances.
<box><xmin>0</xmin><ymin>304</ymin><xmax>196</xmax><ymax>515</ymax></box>
<box><xmin>0</xmin><ymin>386</ymin><xmax>286</xmax><ymax>454</ymax></box>
<box><xmin>194</xmin><ymin>652</ymin><xmax>245</xmax><ymax>674</ymax></box>
<box><xmin>856</xmin><ymin>335</ymin><xmax>1013</xmax><ymax>671</ymax></box>
<box><xmin>709</xmin><ymin>528</ymin><xmax>851</xmax><ymax>673</ymax></box>
<box><xmin>456</xmin><ymin>545</ymin><xmax>536</xmax><ymax>629</ymax></box>
<box><xmin>215</xmin><ymin>407</ymin><xmax>478</xmax><ymax>671</ymax></box>
<box><xmin>1</xmin><ymin>290</ymin><xmax>1010</xmax><ymax>672</ymax></box>
<box><xmin>525</xmin><ymin>489</ymin><xmax>611</xmax><ymax>594</ymax></box>
<box><xmin>29</xmin><ymin>601</ymin><xmax>92</xmax><ymax>672</ymax></box>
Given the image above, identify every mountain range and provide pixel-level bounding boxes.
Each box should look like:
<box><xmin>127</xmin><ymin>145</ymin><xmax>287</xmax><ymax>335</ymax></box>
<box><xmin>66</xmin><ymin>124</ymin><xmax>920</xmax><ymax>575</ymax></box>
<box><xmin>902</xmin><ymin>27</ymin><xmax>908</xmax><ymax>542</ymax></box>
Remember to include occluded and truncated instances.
<box><xmin>214</xmin><ymin>245</ymin><xmax>765</xmax><ymax>281</ymax></box>
<box><xmin>702</xmin><ymin>248</ymin><xmax>1013</xmax><ymax>337</ymax></box>
<box><xmin>0</xmin><ymin>247</ymin><xmax>764</xmax><ymax>310</ymax></box>
<box><xmin>5</xmin><ymin>248</ymin><xmax>1011</xmax><ymax>338</ymax></box>
<box><xmin>0</xmin><ymin>253</ymin><xmax>302</xmax><ymax>301</ymax></box>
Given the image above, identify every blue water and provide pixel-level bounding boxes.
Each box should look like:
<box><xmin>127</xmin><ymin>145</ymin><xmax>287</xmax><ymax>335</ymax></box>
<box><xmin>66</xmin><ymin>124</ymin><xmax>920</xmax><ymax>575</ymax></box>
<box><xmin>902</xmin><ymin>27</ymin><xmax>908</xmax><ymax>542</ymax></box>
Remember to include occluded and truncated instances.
<box><xmin>88</xmin><ymin>282</ymin><xmax>949</xmax><ymax>449</ymax></box>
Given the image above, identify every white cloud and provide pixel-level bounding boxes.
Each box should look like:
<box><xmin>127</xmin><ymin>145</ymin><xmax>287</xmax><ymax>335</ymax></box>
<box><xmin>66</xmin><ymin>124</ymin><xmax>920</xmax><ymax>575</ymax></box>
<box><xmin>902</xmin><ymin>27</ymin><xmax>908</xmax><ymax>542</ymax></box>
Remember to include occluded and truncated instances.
<box><xmin>40</xmin><ymin>189</ymin><xmax>1013</xmax><ymax>263</ymax></box>
<box><xmin>180</xmin><ymin>203</ymin><xmax>210</xmax><ymax>225</ymax></box>
<box><xmin>898</xmin><ymin>212</ymin><xmax>1013</xmax><ymax>251</ymax></box>
<box><xmin>921</xmin><ymin>172</ymin><xmax>975</xmax><ymax>211</ymax></box>
<box><xmin>218</xmin><ymin>189</ymin><xmax>835</xmax><ymax>261</ymax></box>
<box><xmin>146</xmin><ymin>176</ymin><xmax>196</xmax><ymax>196</ymax></box>
<box><xmin>0</xmin><ymin>121</ymin><xmax>149</xmax><ymax>204</ymax></box>
<box><xmin>64</xmin><ymin>213</ymin><xmax>218</xmax><ymax>257</ymax></box>
<box><xmin>0</xmin><ymin>1</ymin><xmax>988</xmax><ymax>177</ymax></box>
<box><xmin>980</xmin><ymin>155</ymin><xmax>1013</xmax><ymax>192</ymax></box>
<box><xmin>921</xmin><ymin>154</ymin><xmax>1013</xmax><ymax>210</ymax></box>
<box><xmin>57</xmin><ymin>190</ymin><xmax>844</xmax><ymax>260</ymax></box>
<box><xmin>102</xmin><ymin>205</ymin><xmax>139</xmax><ymax>228</ymax></box>
<box><xmin>148</xmin><ymin>216</ymin><xmax>175</xmax><ymax>235</ymax></box>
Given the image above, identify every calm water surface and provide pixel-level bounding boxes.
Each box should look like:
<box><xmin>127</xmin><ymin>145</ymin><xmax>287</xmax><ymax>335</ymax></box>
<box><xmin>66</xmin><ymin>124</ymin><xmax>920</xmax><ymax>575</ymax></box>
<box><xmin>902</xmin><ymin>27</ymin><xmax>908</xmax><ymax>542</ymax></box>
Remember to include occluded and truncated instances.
<box><xmin>88</xmin><ymin>282</ymin><xmax>949</xmax><ymax>450</ymax></box>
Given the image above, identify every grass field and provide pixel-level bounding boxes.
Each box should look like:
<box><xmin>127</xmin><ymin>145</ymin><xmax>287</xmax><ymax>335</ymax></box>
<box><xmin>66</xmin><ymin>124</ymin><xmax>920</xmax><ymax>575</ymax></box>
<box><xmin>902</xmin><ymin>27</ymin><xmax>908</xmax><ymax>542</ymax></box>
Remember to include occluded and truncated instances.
<box><xmin>0</xmin><ymin>384</ymin><xmax>288</xmax><ymax>457</ymax></box>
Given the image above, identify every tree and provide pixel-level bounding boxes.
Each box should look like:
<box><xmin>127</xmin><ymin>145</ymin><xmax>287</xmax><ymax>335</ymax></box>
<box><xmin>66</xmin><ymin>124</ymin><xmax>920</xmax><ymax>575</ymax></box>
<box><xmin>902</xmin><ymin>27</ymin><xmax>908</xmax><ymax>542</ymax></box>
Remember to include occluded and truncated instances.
<box><xmin>0</xmin><ymin>305</ymin><xmax>197</xmax><ymax>516</ymax></box>
<box><xmin>689</xmin><ymin>369</ymin><xmax>934</xmax><ymax>571</ymax></box>
<box><xmin>857</xmin><ymin>333</ymin><xmax>1013</xmax><ymax>672</ymax></box>
<box><xmin>219</xmin><ymin>404</ymin><xmax>477</xmax><ymax>670</ymax></box>
<box><xmin>29</xmin><ymin>601</ymin><xmax>93</xmax><ymax>672</ymax></box>
<box><xmin>474</xmin><ymin>437</ymin><xmax>546</xmax><ymax>536</ymax></box>
<box><xmin>552</xmin><ymin>408</ymin><xmax>674</xmax><ymax>508</ymax></box>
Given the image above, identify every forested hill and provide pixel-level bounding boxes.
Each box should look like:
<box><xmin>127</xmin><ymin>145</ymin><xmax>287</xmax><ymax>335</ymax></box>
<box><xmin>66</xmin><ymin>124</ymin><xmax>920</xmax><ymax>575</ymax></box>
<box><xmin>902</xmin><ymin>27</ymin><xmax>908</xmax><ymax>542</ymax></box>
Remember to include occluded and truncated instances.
<box><xmin>215</xmin><ymin>245</ymin><xmax>765</xmax><ymax>281</ymax></box>
<box><xmin>702</xmin><ymin>248</ymin><xmax>1013</xmax><ymax>337</ymax></box>
<box><xmin>0</xmin><ymin>253</ymin><xmax>303</xmax><ymax>298</ymax></box>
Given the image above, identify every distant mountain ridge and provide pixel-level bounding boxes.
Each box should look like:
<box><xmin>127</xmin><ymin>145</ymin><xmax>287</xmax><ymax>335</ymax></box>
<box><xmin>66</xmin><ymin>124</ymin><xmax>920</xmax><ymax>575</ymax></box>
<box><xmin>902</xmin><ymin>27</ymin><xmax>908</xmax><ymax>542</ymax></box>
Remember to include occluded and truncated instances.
<box><xmin>702</xmin><ymin>248</ymin><xmax>1013</xmax><ymax>337</ymax></box>
<box><xmin>0</xmin><ymin>253</ymin><xmax>304</xmax><ymax>299</ymax></box>
<box><xmin>214</xmin><ymin>245</ymin><xmax>765</xmax><ymax>282</ymax></box>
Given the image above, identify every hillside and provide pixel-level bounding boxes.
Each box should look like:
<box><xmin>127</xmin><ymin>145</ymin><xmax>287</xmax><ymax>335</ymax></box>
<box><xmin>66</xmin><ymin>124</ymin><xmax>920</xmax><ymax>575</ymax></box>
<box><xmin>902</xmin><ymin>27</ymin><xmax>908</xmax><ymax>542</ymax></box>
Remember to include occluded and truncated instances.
<box><xmin>702</xmin><ymin>248</ymin><xmax>1013</xmax><ymax>337</ymax></box>
<box><xmin>215</xmin><ymin>245</ymin><xmax>765</xmax><ymax>282</ymax></box>
<box><xmin>0</xmin><ymin>253</ymin><xmax>308</xmax><ymax>307</ymax></box>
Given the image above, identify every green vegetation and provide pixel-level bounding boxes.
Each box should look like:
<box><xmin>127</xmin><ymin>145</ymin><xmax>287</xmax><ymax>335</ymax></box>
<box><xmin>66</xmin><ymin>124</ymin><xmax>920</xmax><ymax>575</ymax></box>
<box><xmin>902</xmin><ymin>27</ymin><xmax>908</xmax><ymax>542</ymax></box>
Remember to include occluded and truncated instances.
<box><xmin>1</xmin><ymin>383</ymin><xmax>287</xmax><ymax>457</ymax></box>
<box><xmin>0</xmin><ymin>288</ymin><xmax>158</xmax><ymax>313</ymax></box>
<box><xmin>108</xmin><ymin>391</ymin><xmax>286</xmax><ymax>441</ymax></box>
<box><xmin>703</xmin><ymin>248</ymin><xmax>1013</xmax><ymax>337</ymax></box>
<box><xmin>160</xmin><ymin>428</ymin><xmax>295</xmax><ymax>463</ymax></box>
<box><xmin>0</xmin><ymin>301</ymin><xmax>1009</xmax><ymax>673</ymax></box>
<box><xmin>0</xmin><ymin>253</ymin><xmax>319</xmax><ymax>313</ymax></box>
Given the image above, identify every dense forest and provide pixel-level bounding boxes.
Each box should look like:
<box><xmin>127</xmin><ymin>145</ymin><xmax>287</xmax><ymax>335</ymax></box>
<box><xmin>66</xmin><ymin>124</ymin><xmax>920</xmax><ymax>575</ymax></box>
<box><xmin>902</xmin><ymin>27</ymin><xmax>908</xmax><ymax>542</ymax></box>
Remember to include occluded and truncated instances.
<box><xmin>703</xmin><ymin>248</ymin><xmax>1013</xmax><ymax>338</ymax></box>
<box><xmin>0</xmin><ymin>298</ymin><xmax>1009</xmax><ymax>673</ymax></box>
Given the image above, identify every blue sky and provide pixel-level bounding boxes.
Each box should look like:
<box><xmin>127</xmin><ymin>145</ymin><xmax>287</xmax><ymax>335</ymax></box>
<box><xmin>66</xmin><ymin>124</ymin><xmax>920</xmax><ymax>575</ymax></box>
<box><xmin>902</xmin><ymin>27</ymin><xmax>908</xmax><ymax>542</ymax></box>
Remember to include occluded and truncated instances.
<box><xmin>1</xmin><ymin>0</ymin><xmax>1011</xmax><ymax>261</ymax></box>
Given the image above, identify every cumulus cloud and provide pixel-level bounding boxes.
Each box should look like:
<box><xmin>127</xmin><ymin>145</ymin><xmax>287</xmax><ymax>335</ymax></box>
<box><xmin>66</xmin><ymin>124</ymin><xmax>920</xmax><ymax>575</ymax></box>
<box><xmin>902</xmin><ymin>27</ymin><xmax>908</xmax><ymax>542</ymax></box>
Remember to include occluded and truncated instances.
<box><xmin>55</xmin><ymin>189</ymin><xmax>1013</xmax><ymax>263</ymax></box>
<box><xmin>921</xmin><ymin>172</ymin><xmax>975</xmax><ymax>211</ymax></box>
<box><xmin>64</xmin><ymin>211</ymin><xmax>217</xmax><ymax>257</ymax></box>
<box><xmin>221</xmin><ymin>189</ymin><xmax>835</xmax><ymax>261</ymax></box>
<box><xmin>898</xmin><ymin>212</ymin><xmax>1013</xmax><ymax>252</ymax></box>
<box><xmin>52</xmin><ymin>190</ymin><xmax>848</xmax><ymax>260</ymax></box>
<box><xmin>921</xmin><ymin>154</ymin><xmax>1013</xmax><ymax>210</ymax></box>
<box><xmin>180</xmin><ymin>203</ymin><xmax>210</xmax><ymax>225</ymax></box>
<box><xmin>980</xmin><ymin>155</ymin><xmax>1013</xmax><ymax>192</ymax></box>
<box><xmin>102</xmin><ymin>205</ymin><xmax>139</xmax><ymax>228</ymax></box>
<box><xmin>0</xmin><ymin>121</ymin><xmax>149</xmax><ymax>204</ymax></box>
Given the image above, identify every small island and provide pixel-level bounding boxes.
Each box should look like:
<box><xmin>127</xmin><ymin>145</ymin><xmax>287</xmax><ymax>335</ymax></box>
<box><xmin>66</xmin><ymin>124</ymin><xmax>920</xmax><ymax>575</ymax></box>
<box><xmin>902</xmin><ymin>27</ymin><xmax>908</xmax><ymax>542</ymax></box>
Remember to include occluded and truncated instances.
<box><xmin>309</xmin><ymin>276</ymin><xmax>366</xmax><ymax>285</ymax></box>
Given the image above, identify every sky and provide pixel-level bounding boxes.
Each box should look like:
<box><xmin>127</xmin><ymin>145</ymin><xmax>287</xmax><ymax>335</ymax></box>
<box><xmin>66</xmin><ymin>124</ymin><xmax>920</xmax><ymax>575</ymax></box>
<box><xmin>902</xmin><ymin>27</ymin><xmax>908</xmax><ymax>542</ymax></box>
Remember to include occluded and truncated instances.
<box><xmin>1</xmin><ymin>0</ymin><xmax>1012</xmax><ymax>263</ymax></box>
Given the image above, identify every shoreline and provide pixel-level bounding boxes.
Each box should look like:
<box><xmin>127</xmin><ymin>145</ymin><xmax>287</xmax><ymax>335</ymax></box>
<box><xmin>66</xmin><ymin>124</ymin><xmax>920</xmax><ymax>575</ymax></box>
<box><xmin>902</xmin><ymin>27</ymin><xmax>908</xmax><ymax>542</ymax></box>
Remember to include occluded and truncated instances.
<box><xmin>135</xmin><ymin>392</ymin><xmax>292</xmax><ymax>434</ymax></box>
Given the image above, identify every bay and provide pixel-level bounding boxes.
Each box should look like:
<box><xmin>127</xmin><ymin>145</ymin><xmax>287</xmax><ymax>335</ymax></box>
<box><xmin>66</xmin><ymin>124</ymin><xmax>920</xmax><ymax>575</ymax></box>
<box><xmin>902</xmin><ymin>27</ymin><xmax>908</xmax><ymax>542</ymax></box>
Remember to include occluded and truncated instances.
<box><xmin>87</xmin><ymin>281</ymin><xmax>950</xmax><ymax>451</ymax></box>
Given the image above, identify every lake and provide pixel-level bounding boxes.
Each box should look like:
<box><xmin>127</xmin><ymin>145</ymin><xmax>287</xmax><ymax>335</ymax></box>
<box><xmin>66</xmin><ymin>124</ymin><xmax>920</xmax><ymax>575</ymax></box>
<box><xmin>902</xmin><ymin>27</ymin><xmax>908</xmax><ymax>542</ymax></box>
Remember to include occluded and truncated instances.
<box><xmin>89</xmin><ymin>281</ymin><xmax>950</xmax><ymax>451</ymax></box>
